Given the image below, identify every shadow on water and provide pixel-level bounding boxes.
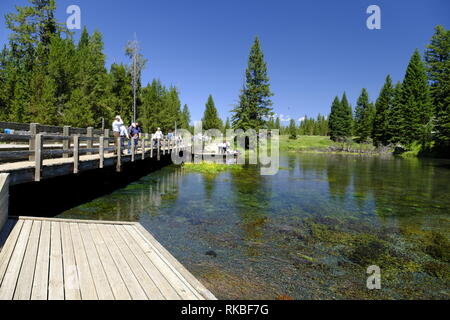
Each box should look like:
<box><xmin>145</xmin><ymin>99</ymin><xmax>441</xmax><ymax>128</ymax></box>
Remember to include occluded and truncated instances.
<box><xmin>9</xmin><ymin>155</ymin><xmax>174</xmax><ymax>217</ymax></box>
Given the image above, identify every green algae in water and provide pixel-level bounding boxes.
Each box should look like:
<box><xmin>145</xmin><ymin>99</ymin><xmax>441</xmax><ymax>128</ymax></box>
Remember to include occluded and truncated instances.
<box><xmin>183</xmin><ymin>162</ymin><xmax>243</xmax><ymax>175</ymax></box>
<box><xmin>58</xmin><ymin>153</ymin><xmax>450</xmax><ymax>300</ymax></box>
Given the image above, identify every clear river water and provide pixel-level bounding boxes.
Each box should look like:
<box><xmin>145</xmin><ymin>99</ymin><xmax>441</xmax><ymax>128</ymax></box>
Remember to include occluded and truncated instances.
<box><xmin>57</xmin><ymin>153</ymin><xmax>450</xmax><ymax>300</ymax></box>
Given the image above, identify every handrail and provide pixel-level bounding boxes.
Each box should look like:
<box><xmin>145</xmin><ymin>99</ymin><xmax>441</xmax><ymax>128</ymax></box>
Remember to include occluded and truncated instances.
<box><xmin>0</xmin><ymin>121</ymin><xmax>188</xmax><ymax>183</ymax></box>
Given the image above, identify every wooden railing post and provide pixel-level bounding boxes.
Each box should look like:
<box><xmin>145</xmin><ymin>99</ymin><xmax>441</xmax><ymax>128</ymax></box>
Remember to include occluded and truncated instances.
<box><xmin>34</xmin><ymin>134</ymin><xmax>43</xmax><ymax>182</ymax></box>
<box><xmin>29</xmin><ymin>123</ymin><xmax>39</xmax><ymax>161</ymax></box>
<box><xmin>141</xmin><ymin>138</ymin><xmax>146</xmax><ymax>160</ymax></box>
<box><xmin>99</xmin><ymin>136</ymin><xmax>105</xmax><ymax>169</ymax></box>
<box><xmin>73</xmin><ymin>135</ymin><xmax>80</xmax><ymax>174</ymax></box>
<box><xmin>116</xmin><ymin>137</ymin><xmax>122</xmax><ymax>172</ymax></box>
<box><xmin>87</xmin><ymin>127</ymin><xmax>93</xmax><ymax>155</ymax></box>
<box><xmin>131</xmin><ymin>141</ymin><xmax>135</xmax><ymax>162</ymax></box>
<box><xmin>151</xmin><ymin>138</ymin><xmax>154</xmax><ymax>158</ymax></box>
<box><xmin>104</xmin><ymin>129</ymin><xmax>110</xmax><ymax>150</ymax></box>
<box><xmin>157</xmin><ymin>139</ymin><xmax>160</xmax><ymax>161</ymax></box>
<box><xmin>63</xmin><ymin>126</ymin><xmax>71</xmax><ymax>158</ymax></box>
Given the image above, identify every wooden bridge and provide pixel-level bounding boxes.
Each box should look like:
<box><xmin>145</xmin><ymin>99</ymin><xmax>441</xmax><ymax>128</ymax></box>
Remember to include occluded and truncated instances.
<box><xmin>0</xmin><ymin>121</ymin><xmax>216</xmax><ymax>300</ymax></box>
<box><xmin>0</xmin><ymin>121</ymin><xmax>186</xmax><ymax>186</ymax></box>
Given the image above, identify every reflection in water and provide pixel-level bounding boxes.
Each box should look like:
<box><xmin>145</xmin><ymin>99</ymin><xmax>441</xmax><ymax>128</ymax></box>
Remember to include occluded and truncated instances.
<box><xmin>59</xmin><ymin>153</ymin><xmax>450</xmax><ymax>300</ymax></box>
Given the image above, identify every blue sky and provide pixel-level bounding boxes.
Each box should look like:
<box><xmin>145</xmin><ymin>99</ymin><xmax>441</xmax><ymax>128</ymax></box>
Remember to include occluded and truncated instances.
<box><xmin>1</xmin><ymin>0</ymin><xmax>449</xmax><ymax>124</ymax></box>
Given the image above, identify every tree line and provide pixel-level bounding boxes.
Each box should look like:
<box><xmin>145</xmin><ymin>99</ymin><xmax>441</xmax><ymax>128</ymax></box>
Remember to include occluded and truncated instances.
<box><xmin>328</xmin><ymin>26</ymin><xmax>449</xmax><ymax>156</ymax></box>
<box><xmin>0</xmin><ymin>0</ymin><xmax>196</xmax><ymax>134</ymax></box>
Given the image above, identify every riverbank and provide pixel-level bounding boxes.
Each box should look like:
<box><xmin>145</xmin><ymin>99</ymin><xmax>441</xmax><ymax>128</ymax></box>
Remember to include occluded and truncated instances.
<box><xmin>279</xmin><ymin>135</ymin><xmax>384</xmax><ymax>155</ymax></box>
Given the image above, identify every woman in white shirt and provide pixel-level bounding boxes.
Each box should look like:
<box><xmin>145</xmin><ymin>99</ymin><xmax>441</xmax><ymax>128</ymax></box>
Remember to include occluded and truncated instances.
<box><xmin>112</xmin><ymin>116</ymin><xmax>124</xmax><ymax>154</ymax></box>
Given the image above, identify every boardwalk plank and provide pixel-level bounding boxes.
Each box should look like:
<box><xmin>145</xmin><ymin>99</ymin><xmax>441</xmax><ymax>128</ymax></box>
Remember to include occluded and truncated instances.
<box><xmin>135</xmin><ymin>224</ymin><xmax>215</xmax><ymax>300</ymax></box>
<box><xmin>60</xmin><ymin>222</ymin><xmax>81</xmax><ymax>300</ymax></box>
<box><xmin>14</xmin><ymin>221</ymin><xmax>42</xmax><ymax>300</ymax></box>
<box><xmin>78</xmin><ymin>223</ymin><xmax>114</xmax><ymax>300</ymax></box>
<box><xmin>88</xmin><ymin>224</ymin><xmax>131</xmax><ymax>300</ymax></box>
<box><xmin>96</xmin><ymin>224</ymin><xmax>147</xmax><ymax>300</ymax></box>
<box><xmin>0</xmin><ymin>220</ymin><xmax>14</xmax><ymax>252</ymax></box>
<box><xmin>0</xmin><ymin>219</ymin><xmax>32</xmax><ymax>300</ymax></box>
<box><xmin>102</xmin><ymin>224</ymin><xmax>164</xmax><ymax>300</ymax></box>
<box><xmin>115</xmin><ymin>224</ymin><xmax>183</xmax><ymax>300</ymax></box>
<box><xmin>31</xmin><ymin>221</ymin><xmax>51</xmax><ymax>300</ymax></box>
<box><xmin>69</xmin><ymin>223</ymin><xmax>98</xmax><ymax>300</ymax></box>
<box><xmin>48</xmin><ymin>222</ymin><xmax>64</xmax><ymax>300</ymax></box>
<box><xmin>0</xmin><ymin>220</ymin><xmax>23</xmax><ymax>286</ymax></box>
<box><xmin>0</xmin><ymin>218</ymin><xmax>214</xmax><ymax>301</ymax></box>
<box><xmin>127</xmin><ymin>224</ymin><xmax>203</xmax><ymax>300</ymax></box>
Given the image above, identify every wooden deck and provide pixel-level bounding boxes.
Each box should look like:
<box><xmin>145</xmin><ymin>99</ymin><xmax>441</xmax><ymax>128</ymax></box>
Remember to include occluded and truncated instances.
<box><xmin>0</xmin><ymin>216</ymin><xmax>216</xmax><ymax>300</ymax></box>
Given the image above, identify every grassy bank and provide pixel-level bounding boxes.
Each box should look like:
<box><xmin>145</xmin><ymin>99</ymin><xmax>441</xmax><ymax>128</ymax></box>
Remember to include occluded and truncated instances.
<box><xmin>279</xmin><ymin>135</ymin><xmax>387</xmax><ymax>155</ymax></box>
<box><xmin>279</xmin><ymin>136</ymin><xmax>333</xmax><ymax>152</ymax></box>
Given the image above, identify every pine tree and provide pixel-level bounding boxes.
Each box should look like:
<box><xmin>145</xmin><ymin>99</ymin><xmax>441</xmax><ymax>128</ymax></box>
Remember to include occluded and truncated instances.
<box><xmin>224</xmin><ymin>117</ymin><xmax>231</xmax><ymax>132</ymax></box>
<box><xmin>63</xmin><ymin>88</ymin><xmax>94</xmax><ymax>127</ymax></box>
<box><xmin>289</xmin><ymin>119</ymin><xmax>297</xmax><ymax>139</ymax></box>
<box><xmin>354</xmin><ymin>88</ymin><xmax>374</xmax><ymax>143</ymax></box>
<box><xmin>71</xmin><ymin>29</ymin><xmax>109</xmax><ymax>127</ymax></box>
<box><xmin>180</xmin><ymin>104</ymin><xmax>191</xmax><ymax>130</ymax></box>
<box><xmin>232</xmin><ymin>36</ymin><xmax>273</xmax><ymax>131</ymax></box>
<box><xmin>275</xmin><ymin>117</ymin><xmax>281</xmax><ymax>130</ymax></box>
<box><xmin>27</xmin><ymin>43</ymin><xmax>58</xmax><ymax>124</ymax></box>
<box><xmin>425</xmin><ymin>25</ymin><xmax>450</xmax><ymax>154</ymax></box>
<box><xmin>202</xmin><ymin>95</ymin><xmax>223</xmax><ymax>131</ymax></box>
<box><xmin>328</xmin><ymin>96</ymin><xmax>341</xmax><ymax>141</ymax></box>
<box><xmin>329</xmin><ymin>93</ymin><xmax>353</xmax><ymax>141</ymax></box>
<box><xmin>399</xmin><ymin>49</ymin><xmax>433</xmax><ymax>145</ymax></box>
<box><xmin>373</xmin><ymin>75</ymin><xmax>395</xmax><ymax>146</ymax></box>
<box><xmin>109</xmin><ymin>63</ymin><xmax>133</xmax><ymax>124</ymax></box>
<box><xmin>267</xmin><ymin>116</ymin><xmax>275</xmax><ymax>130</ymax></box>
<box><xmin>387</xmin><ymin>82</ymin><xmax>403</xmax><ymax>144</ymax></box>
<box><xmin>341</xmin><ymin>93</ymin><xmax>353</xmax><ymax>138</ymax></box>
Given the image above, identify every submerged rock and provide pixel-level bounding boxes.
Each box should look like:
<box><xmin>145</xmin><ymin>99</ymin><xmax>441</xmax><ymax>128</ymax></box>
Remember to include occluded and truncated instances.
<box><xmin>205</xmin><ymin>250</ymin><xmax>218</xmax><ymax>258</ymax></box>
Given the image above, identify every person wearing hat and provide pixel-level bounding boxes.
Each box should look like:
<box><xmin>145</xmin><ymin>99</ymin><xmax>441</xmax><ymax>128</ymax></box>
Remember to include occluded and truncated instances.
<box><xmin>112</xmin><ymin>116</ymin><xmax>124</xmax><ymax>154</ymax></box>
<box><xmin>154</xmin><ymin>127</ymin><xmax>163</xmax><ymax>146</ymax></box>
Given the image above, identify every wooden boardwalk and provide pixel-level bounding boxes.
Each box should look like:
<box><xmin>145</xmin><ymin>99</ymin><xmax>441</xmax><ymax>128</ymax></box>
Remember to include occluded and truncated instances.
<box><xmin>0</xmin><ymin>216</ymin><xmax>216</xmax><ymax>300</ymax></box>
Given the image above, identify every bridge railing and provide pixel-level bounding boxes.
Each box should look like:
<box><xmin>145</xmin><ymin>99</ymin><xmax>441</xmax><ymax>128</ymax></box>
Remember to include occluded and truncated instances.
<box><xmin>0</xmin><ymin>121</ymin><xmax>186</xmax><ymax>182</ymax></box>
<box><xmin>0</xmin><ymin>122</ymin><xmax>112</xmax><ymax>163</ymax></box>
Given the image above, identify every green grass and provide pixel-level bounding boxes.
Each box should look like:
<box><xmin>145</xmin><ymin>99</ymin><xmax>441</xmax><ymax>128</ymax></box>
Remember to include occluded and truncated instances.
<box><xmin>279</xmin><ymin>135</ymin><xmax>383</xmax><ymax>155</ymax></box>
<box><xmin>279</xmin><ymin>135</ymin><xmax>334</xmax><ymax>152</ymax></box>
<box><xmin>183</xmin><ymin>162</ymin><xmax>243</xmax><ymax>175</ymax></box>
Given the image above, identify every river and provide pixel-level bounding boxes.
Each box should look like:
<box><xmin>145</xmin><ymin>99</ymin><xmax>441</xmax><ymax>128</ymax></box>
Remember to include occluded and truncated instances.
<box><xmin>57</xmin><ymin>153</ymin><xmax>450</xmax><ymax>300</ymax></box>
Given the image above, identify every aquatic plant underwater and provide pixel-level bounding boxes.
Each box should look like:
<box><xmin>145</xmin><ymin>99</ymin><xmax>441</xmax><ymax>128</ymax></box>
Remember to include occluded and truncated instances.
<box><xmin>59</xmin><ymin>153</ymin><xmax>450</xmax><ymax>299</ymax></box>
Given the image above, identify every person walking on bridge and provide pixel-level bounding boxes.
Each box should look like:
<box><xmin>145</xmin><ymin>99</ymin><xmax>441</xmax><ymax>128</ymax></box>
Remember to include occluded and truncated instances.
<box><xmin>112</xmin><ymin>115</ymin><xmax>124</xmax><ymax>154</ymax></box>
<box><xmin>154</xmin><ymin>127</ymin><xmax>163</xmax><ymax>147</ymax></box>
<box><xmin>128</xmin><ymin>122</ymin><xmax>141</xmax><ymax>154</ymax></box>
<box><xmin>119</xmin><ymin>123</ymin><xmax>129</xmax><ymax>154</ymax></box>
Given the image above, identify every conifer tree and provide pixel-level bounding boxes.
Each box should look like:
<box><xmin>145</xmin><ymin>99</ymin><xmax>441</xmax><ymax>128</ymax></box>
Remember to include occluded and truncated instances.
<box><xmin>224</xmin><ymin>117</ymin><xmax>231</xmax><ymax>132</ymax></box>
<box><xmin>328</xmin><ymin>96</ymin><xmax>341</xmax><ymax>141</ymax></box>
<box><xmin>354</xmin><ymin>88</ymin><xmax>374</xmax><ymax>143</ymax></box>
<box><xmin>289</xmin><ymin>119</ymin><xmax>297</xmax><ymax>139</ymax></box>
<box><xmin>232</xmin><ymin>36</ymin><xmax>273</xmax><ymax>131</ymax></box>
<box><xmin>180</xmin><ymin>104</ymin><xmax>191</xmax><ymax>130</ymax></box>
<box><xmin>398</xmin><ymin>49</ymin><xmax>433</xmax><ymax>145</ymax></box>
<box><xmin>275</xmin><ymin>117</ymin><xmax>281</xmax><ymax>131</ymax></box>
<box><xmin>202</xmin><ymin>95</ymin><xmax>223</xmax><ymax>130</ymax></box>
<box><xmin>373</xmin><ymin>75</ymin><xmax>395</xmax><ymax>146</ymax></box>
<box><xmin>341</xmin><ymin>92</ymin><xmax>353</xmax><ymax>138</ymax></box>
<box><xmin>425</xmin><ymin>25</ymin><xmax>450</xmax><ymax>154</ymax></box>
<box><xmin>387</xmin><ymin>82</ymin><xmax>404</xmax><ymax>144</ymax></box>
